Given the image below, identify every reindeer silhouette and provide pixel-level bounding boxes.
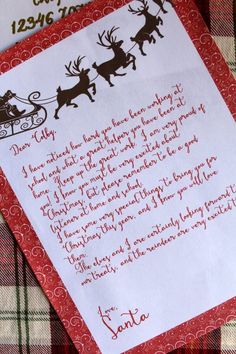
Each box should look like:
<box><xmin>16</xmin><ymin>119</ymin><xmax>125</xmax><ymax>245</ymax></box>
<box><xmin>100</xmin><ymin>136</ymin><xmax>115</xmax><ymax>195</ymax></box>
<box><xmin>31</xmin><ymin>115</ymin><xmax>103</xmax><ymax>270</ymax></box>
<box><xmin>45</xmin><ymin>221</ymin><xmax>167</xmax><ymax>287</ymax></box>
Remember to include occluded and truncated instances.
<box><xmin>153</xmin><ymin>0</ymin><xmax>174</xmax><ymax>14</ymax></box>
<box><xmin>93</xmin><ymin>27</ymin><xmax>136</xmax><ymax>87</ymax></box>
<box><xmin>128</xmin><ymin>0</ymin><xmax>164</xmax><ymax>56</ymax></box>
<box><xmin>54</xmin><ymin>56</ymin><xmax>96</xmax><ymax>119</ymax></box>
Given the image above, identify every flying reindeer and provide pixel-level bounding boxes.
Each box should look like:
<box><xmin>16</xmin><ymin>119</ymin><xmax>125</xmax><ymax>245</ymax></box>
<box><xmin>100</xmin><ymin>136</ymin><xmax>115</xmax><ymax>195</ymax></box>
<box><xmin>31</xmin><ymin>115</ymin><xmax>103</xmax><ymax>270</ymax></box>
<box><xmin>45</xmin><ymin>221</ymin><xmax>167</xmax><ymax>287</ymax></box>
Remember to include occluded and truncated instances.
<box><xmin>153</xmin><ymin>0</ymin><xmax>174</xmax><ymax>14</ymax></box>
<box><xmin>54</xmin><ymin>56</ymin><xmax>96</xmax><ymax>119</ymax></box>
<box><xmin>128</xmin><ymin>0</ymin><xmax>164</xmax><ymax>56</ymax></box>
<box><xmin>93</xmin><ymin>26</ymin><xmax>136</xmax><ymax>87</ymax></box>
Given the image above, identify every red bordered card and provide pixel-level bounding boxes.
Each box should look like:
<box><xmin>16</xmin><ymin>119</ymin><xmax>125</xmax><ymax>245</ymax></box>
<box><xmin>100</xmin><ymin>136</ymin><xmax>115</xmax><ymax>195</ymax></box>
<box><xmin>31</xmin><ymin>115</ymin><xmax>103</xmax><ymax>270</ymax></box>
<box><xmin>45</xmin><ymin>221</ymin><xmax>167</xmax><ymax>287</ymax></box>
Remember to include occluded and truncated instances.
<box><xmin>0</xmin><ymin>0</ymin><xmax>90</xmax><ymax>52</ymax></box>
<box><xmin>0</xmin><ymin>0</ymin><xmax>236</xmax><ymax>353</ymax></box>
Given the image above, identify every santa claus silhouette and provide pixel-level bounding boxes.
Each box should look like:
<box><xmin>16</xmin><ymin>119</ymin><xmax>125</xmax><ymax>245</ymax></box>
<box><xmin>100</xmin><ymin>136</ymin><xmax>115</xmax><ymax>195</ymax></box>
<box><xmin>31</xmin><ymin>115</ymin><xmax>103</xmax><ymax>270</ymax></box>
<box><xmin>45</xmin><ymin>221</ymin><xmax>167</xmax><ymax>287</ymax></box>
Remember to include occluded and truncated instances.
<box><xmin>0</xmin><ymin>90</ymin><xmax>26</xmax><ymax>122</ymax></box>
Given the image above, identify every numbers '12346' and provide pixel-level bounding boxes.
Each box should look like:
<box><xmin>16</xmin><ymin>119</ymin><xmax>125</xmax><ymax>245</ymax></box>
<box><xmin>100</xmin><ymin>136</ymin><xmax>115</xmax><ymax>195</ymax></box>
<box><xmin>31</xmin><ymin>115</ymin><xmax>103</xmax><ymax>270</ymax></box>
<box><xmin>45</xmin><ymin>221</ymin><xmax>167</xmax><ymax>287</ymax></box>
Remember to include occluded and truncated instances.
<box><xmin>11</xmin><ymin>5</ymin><xmax>83</xmax><ymax>35</ymax></box>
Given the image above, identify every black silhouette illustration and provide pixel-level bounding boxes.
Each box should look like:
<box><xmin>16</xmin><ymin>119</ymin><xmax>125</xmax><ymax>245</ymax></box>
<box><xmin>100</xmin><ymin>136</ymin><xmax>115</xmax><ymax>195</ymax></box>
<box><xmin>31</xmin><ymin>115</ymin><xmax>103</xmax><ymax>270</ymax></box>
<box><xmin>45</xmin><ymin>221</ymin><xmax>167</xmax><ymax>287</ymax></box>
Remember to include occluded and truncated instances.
<box><xmin>153</xmin><ymin>0</ymin><xmax>174</xmax><ymax>14</ymax></box>
<box><xmin>128</xmin><ymin>0</ymin><xmax>164</xmax><ymax>56</ymax></box>
<box><xmin>0</xmin><ymin>90</ymin><xmax>26</xmax><ymax>123</ymax></box>
<box><xmin>54</xmin><ymin>56</ymin><xmax>96</xmax><ymax>119</ymax></box>
<box><xmin>93</xmin><ymin>27</ymin><xmax>136</xmax><ymax>87</ymax></box>
<box><xmin>0</xmin><ymin>91</ymin><xmax>47</xmax><ymax>140</ymax></box>
<box><xmin>1</xmin><ymin>0</ymin><xmax>173</xmax><ymax>139</ymax></box>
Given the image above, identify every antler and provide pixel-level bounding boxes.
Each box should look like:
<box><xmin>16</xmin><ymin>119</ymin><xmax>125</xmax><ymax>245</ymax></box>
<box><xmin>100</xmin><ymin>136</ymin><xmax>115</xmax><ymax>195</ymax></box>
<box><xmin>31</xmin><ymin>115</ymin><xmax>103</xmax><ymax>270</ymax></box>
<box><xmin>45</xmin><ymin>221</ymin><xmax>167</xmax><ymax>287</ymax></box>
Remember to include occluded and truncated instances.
<box><xmin>128</xmin><ymin>4</ymin><xmax>140</xmax><ymax>14</ymax></box>
<box><xmin>137</xmin><ymin>0</ymin><xmax>149</xmax><ymax>10</ymax></box>
<box><xmin>105</xmin><ymin>26</ymin><xmax>119</xmax><ymax>45</ymax></box>
<box><xmin>97</xmin><ymin>27</ymin><xmax>119</xmax><ymax>47</ymax></box>
<box><xmin>97</xmin><ymin>30</ymin><xmax>110</xmax><ymax>48</ymax></box>
<box><xmin>128</xmin><ymin>0</ymin><xmax>148</xmax><ymax>14</ymax></box>
<box><xmin>65</xmin><ymin>56</ymin><xmax>85</xmax><ymax>77</ymax></box>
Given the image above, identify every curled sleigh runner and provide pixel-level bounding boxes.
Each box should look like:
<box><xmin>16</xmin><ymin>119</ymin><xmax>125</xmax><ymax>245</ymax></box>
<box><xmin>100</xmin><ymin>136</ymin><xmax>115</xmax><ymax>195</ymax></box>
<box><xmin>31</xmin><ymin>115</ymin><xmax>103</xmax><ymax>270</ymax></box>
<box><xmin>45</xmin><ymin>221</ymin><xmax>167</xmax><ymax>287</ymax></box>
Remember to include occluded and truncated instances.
<box><xmin>0</xmin><ymin>92</ymin><xmax>47</xmax><ymax>140</ymax></box>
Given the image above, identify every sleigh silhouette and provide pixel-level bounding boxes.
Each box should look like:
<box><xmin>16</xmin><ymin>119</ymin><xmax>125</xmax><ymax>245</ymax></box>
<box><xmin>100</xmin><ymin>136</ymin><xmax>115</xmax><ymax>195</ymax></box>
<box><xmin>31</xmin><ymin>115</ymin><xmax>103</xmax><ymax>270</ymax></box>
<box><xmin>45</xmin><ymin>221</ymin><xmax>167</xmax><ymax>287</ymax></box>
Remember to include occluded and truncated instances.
<box><xmin>0</xmin><ymin>92</ymin><xmax>47</xmax><ymax>140</ymax></box>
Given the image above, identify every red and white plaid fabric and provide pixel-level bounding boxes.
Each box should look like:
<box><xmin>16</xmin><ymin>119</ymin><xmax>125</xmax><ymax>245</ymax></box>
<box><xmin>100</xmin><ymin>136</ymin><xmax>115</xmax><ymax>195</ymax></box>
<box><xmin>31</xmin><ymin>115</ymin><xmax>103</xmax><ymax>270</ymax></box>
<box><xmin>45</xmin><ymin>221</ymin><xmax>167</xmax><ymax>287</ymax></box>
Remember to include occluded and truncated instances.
<box><xmin>0</xmin><ymin>1</ymin><xmax>235</xmax><ymax>353</ymax></box>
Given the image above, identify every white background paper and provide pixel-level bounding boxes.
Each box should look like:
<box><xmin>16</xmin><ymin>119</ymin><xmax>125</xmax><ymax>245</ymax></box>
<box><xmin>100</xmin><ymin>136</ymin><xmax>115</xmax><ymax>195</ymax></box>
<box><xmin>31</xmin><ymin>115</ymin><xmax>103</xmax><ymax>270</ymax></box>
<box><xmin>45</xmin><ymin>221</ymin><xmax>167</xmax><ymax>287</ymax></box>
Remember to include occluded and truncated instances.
<box><xmin>0</xmin><ymin>3</ymin><xmax>236</xmax><ymax>353</ymax></box>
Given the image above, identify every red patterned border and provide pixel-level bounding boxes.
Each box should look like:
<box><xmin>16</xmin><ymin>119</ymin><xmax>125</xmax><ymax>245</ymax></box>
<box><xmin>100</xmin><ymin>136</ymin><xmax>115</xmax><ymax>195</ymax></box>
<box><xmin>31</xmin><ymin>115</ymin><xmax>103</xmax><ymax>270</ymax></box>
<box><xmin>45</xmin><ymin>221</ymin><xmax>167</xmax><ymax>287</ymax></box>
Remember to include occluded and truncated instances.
<box><xmin>0</xmin><ymin>0</ymin><xmax>236</xmax><ymax>353</ymax></box>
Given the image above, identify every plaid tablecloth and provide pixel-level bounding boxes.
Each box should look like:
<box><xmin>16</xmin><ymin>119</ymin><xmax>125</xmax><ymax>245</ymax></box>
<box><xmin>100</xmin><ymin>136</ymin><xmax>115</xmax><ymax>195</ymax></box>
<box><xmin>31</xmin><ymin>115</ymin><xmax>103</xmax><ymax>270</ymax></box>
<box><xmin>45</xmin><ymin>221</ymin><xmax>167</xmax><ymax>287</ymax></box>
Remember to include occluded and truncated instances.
<box><xmin>0</xmin><ymin>0</ymin><xmax>236</xmax><ymax>353</ymax></box>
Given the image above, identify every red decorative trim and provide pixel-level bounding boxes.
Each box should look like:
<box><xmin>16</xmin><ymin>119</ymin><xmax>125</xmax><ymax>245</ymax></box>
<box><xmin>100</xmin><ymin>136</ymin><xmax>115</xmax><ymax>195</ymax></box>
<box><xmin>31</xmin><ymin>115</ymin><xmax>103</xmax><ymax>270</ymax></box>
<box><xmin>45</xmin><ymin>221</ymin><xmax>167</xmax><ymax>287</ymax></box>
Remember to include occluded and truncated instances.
<box><xmin>175</xmin><ymin>0</ymin><xmax>236</xmax><ymax>122</ymax></box>
<box><xmin>0</xmin><ymin>0</ymin><xmax>235</xmax><ymax>353</ymax></box>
